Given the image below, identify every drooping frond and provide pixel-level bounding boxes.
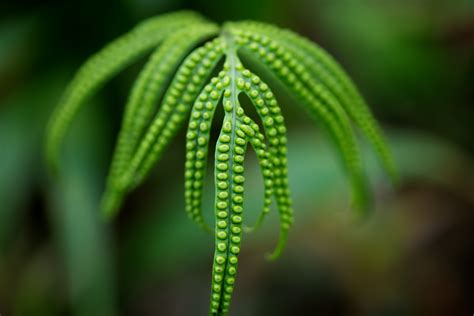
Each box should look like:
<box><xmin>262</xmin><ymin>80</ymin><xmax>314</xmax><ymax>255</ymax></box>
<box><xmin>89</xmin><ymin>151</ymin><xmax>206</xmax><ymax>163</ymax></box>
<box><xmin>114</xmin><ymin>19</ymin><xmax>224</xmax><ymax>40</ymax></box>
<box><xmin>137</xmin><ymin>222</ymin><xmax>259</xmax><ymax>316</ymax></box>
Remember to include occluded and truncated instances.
<box><xmin>230</xmin><ymin>21</ymin><xmax>398</xmax><ymax>184</ymax></box>
<box><xmin>235</xmin><ymin>69</ymin><xmax>293</xmax><ymax>259</ymax></box>
<box><xmin>241</xmin><ymin>115</ymin><xmax>274</xmax><ymax>233</ymax></box>
<box><xmin>44</xmin><ymin>12</ymin><xmax>398</xmax><ymax>316</ymax></box>
<box><xmin>208</xmin><ymin>36</ymin><xmax>295</xmax><ymax>312</ymax></box>
<box><xmin>229</xmin><ymin>27</ymin><xmax>370</xmax><ymax>214</ymax></box>
<box><xmin>209</xmin><ymin>117</ymin><xmax>247</xmax><ymax>315</ymax></box>
<box><xmin>45</xmin><ymin>11</ymin><xmax>207</xmax><ymax>172</ymax></box>
<box><xmin>184</xmin><ymin>77</ymin><xmax>223</xmax><ymax>231</ymax></box>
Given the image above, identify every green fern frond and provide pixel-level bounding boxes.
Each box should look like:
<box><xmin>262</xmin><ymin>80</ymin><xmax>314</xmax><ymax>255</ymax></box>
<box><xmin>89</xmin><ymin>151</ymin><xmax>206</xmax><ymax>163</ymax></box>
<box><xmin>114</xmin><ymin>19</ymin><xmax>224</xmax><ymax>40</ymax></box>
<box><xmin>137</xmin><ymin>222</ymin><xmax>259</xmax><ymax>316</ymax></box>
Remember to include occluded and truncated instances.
<box><xmin>231</xmin><ymin>21</ymin><xmax>398</xmax><ymax>184</ymax></box>
<box><xmin>44</xmin><ymin>12</ymin><xmax>397</xmax><ymax>316</ymax></box>
<box><xmin>185</xmin><ymin>76</ymin><xmax>223</xmax><ymax>231</ymax></box>
<box><xmin>235</xmin><ymin>70</ymin><xmax>293</xmax><ymax>256</ymax></box>
<box><xmin>230</xmin><ymin>27</ymin><xmax>369</xmax><ymax>213</ymax></box>
<box><xmin>210</xmin><ymin>116</ymin><xmax>247</xmax><ymax>315</ymax></box>
<box><xmin>242</xmin><ymin>115</ymin><xmax>275</xmax><ymax>233</ymax></box>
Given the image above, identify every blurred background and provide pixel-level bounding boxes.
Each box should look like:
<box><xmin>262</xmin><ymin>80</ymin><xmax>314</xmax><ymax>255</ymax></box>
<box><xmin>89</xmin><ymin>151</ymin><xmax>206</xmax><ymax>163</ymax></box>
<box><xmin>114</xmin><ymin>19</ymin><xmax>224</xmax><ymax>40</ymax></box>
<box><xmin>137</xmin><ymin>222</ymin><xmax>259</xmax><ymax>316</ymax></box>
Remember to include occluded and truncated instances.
<box><xmin>0</xmin><ymin>0</ymin><xmax>473</xmax><ymax>315</ymax></box>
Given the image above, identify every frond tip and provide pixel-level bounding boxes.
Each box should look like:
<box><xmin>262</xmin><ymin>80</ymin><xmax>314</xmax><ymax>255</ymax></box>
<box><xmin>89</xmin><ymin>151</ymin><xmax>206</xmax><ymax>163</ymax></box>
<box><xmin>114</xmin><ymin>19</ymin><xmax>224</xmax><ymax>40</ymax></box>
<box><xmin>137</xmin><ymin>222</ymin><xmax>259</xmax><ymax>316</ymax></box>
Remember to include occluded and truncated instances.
<box><xmin>44</xmin><ymin>11</ymin><xmax>397</xmax><ymax>316</ymax></box>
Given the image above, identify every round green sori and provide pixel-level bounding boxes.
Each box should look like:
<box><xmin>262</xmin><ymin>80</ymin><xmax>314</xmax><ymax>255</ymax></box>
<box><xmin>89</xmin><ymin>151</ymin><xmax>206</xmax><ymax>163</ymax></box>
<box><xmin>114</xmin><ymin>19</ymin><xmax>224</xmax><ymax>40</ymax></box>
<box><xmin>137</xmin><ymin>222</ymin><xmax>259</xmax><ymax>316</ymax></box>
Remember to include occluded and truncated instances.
<box><xmin>44</xmin><ymin>10</ymin><xmax>397</xmax><ymax>316</ymax></box>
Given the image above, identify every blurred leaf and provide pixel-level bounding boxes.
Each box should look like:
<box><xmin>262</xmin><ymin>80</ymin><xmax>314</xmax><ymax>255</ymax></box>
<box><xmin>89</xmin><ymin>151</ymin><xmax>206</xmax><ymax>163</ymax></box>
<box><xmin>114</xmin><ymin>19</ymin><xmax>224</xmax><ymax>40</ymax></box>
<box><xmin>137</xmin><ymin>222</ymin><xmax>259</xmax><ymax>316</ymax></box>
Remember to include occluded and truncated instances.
<box><xmin>0</xmin><ymin>71</ymin><xmax>64</xmax><ymax>252</ymax></box>
<box><xmin>46</xmin><ymin>97</ymin><xmax>117</xmax><ymax>316</ymax></box>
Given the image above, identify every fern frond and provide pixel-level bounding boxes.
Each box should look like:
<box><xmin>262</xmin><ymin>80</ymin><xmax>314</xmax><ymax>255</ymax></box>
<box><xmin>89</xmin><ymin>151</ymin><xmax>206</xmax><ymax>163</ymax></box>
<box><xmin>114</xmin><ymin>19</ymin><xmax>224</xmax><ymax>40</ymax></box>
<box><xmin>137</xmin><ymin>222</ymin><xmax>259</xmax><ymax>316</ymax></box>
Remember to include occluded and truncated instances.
<box><xmin>241</xmin><ymin>115</ymin><xmax>274</xmax><ymax>233</ymax></box>
<box><xmin>232</xmin><ymin>21</ymin><xmax>398</xmax><ymax>184</ymax></box>
<box><xmin>210</xmin><ymin>117</ymin><xmax>247</xmax><ymax>315</ymax></box>
<box><xmin>236</xmin><ymin>69</ymin><xmax>293</xmax><ymax>259</ymax></box>
<box><xmin>45</xmin><ymin>11</ymin><xmax>207</xmax><ymax>172</ymax></box>
<box><xmin>232</xmin><ymin>28</ymin><xmax>370</xmax><ymax>213</ymax></box>
<box><xmin>184</xmin><ymin>77</ymin><xmax>223</xmax><ymax>230</ymax></box>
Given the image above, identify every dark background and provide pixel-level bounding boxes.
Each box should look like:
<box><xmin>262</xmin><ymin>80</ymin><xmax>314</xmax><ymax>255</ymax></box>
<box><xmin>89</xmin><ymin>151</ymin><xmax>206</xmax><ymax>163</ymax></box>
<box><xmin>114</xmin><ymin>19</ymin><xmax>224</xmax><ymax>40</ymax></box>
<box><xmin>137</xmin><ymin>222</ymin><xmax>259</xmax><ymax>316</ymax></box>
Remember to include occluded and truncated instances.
<box><xmin>0</xmin><ymin>0</ymin><xmax>473</xmax><ymax>315</ymax></box>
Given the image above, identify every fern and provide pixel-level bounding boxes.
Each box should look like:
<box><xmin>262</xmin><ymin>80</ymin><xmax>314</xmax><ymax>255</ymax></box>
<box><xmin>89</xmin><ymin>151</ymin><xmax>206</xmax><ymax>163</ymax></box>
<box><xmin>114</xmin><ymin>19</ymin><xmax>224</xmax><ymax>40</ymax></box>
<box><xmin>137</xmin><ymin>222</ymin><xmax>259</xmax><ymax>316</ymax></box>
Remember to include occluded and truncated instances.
<box><xmin>45</xmin><ymin>11</ymin><xmax>396</xmax><ymax>316</ymax></box>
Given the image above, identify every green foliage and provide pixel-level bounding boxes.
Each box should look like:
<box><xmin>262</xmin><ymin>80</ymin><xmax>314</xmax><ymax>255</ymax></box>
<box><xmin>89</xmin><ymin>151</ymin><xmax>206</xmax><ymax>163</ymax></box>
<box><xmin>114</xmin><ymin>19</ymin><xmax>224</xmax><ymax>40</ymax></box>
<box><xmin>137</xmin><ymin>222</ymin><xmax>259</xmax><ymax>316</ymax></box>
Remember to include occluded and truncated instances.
<box><xmin>44</xmin><ymin>10</ymin><xmax>396</xmax><ymax>316</ymax></box>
